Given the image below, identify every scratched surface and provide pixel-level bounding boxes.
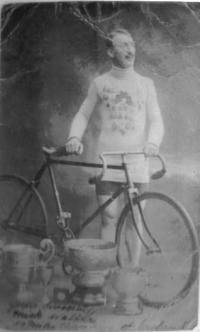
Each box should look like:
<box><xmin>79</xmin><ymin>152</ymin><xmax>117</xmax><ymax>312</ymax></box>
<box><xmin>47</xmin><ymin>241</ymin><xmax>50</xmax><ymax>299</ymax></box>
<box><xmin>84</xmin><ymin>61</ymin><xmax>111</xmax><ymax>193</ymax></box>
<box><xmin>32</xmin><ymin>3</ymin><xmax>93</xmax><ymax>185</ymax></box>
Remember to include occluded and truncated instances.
<box><xmin>1</xmin><ymin>2</ymin><xmax>200</xmax><ymax>330</ymax></box>
<box><xmin>0</xmin><ymin>255</ymin><xmax>198</xmax><ymax>331</ymax></box>
<box><xmin>0</xmin><ymin>286</ymin><xmax>197</xmax><ymax>331</ymax></box>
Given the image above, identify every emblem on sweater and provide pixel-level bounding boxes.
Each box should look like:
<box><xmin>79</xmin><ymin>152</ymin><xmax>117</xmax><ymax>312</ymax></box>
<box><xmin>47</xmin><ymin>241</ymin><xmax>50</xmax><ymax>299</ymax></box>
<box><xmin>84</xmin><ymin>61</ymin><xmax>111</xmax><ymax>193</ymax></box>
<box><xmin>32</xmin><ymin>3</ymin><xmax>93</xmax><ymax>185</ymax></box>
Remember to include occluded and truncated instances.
<box><xmin>102</xmin><ymin>87</ymin><xmax>144</xmax><ymax>135</ymax></box>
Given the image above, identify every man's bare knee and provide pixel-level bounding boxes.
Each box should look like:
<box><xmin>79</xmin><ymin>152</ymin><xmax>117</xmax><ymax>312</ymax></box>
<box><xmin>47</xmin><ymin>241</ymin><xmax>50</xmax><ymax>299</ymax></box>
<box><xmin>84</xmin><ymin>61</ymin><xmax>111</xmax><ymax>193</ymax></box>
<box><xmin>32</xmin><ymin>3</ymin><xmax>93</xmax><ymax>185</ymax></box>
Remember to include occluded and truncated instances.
<box><xmin>97</xmin><ymin>194</ymin><xmax>120</xmax><ymax>226</ymax></box>
<box><xmin>102</xmin><ymin>205</ymin><xmax>118</xmax><ymax>226</ymax></box>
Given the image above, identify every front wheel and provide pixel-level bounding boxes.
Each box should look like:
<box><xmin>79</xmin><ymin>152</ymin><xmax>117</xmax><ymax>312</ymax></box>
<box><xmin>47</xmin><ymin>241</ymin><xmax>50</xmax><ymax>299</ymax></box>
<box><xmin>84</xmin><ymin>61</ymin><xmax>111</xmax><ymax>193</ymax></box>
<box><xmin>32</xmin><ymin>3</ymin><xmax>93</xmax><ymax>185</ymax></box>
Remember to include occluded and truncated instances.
<box><xmin>116</xmin><ymin>192</ymin><xmax>199</xmax><ymax>308</ymax></box>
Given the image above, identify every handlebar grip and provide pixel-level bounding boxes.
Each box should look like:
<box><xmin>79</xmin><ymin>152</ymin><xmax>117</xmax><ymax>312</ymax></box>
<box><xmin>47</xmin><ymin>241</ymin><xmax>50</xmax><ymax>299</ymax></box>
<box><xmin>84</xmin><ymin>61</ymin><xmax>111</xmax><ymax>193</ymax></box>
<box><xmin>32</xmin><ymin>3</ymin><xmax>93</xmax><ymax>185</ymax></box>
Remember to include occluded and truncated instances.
<box><xmin>151</xmin><ymin>168</ymin><xmax>166</xmax><ymax>180</ymax></box>
<box><xmin>150</xmin><ymin>154</ymin><xmax>167</xmax><ymax>180</ymax></box>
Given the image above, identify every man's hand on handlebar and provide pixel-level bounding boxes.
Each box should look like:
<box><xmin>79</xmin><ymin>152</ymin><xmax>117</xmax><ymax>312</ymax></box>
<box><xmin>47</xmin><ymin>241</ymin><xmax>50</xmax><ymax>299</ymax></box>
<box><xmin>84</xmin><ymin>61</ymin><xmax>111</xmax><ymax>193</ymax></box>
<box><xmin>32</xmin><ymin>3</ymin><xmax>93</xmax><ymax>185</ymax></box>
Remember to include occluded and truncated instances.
<box><xmin>65</xmin><ymin>137</ymin><xmax>83</xmax><ymax>155</ymax></box>
<box><xmin>144</xmin><ymin>142</ymin><xmax>159</xmax><ymax>157</ymax></box>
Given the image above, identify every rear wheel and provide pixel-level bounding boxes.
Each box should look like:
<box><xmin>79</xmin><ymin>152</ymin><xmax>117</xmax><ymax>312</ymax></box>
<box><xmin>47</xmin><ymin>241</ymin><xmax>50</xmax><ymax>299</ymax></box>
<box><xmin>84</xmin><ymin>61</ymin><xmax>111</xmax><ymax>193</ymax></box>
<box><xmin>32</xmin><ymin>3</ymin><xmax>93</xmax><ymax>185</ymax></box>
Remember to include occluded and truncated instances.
<box><xmin>0</xmin><ymin>175</ymin><xmax>48</xmax><ymax>243</ymax></box>
<box><xmin>116</xmin><ymin>192</ymin><xmax>199</xmax><ymax>308</ymax></box>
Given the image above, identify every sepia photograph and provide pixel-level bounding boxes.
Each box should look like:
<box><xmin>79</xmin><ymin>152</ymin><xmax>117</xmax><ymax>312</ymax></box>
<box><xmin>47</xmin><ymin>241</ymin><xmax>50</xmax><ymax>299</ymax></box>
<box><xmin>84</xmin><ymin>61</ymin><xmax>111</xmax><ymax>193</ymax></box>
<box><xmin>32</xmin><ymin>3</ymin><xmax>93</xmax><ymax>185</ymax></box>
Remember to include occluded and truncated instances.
<box><xmin>0</xmin><ymin>1</ymin><xmax>199</xmax><ymax>330</ymax></box>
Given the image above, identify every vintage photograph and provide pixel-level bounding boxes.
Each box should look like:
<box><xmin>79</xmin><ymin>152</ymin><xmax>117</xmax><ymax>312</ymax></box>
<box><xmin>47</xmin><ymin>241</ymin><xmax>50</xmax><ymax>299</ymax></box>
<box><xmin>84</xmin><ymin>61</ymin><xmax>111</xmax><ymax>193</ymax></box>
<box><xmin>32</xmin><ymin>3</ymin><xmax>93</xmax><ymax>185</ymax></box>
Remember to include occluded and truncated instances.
<box><xmin>0</xmin><ymin>1</ymin><xmax>199</xmax><ymax>330</ymax></box>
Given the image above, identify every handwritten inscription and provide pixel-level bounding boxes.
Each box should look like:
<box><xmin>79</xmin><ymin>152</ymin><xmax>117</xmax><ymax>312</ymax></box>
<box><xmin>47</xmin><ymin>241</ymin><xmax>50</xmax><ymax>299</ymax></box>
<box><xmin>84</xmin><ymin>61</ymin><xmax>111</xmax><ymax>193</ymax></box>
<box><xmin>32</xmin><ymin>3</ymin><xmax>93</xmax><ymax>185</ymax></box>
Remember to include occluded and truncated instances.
<box><xmin>5</xmin><ymin>302</ymin><xmax>97</xmax><ymax>330</ymax></box>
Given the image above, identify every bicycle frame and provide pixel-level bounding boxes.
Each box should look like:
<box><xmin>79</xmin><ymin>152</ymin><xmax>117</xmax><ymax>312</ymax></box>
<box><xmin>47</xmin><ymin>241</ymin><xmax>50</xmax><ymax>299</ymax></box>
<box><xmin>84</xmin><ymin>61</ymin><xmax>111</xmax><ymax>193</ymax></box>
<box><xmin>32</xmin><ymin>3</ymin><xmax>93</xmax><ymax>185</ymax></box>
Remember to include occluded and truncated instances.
<box><xmin>2</xmin><ymin>149</ymin><xmax>199</xmax><ymax>308</ymax></box>
<box><xmin>32</xmin><ymin>152</ymin><xmax>159</xmax><ymax>251</ymax></box>
<box><xmin>3</xmin><ymin>150</ymin><xmax>162</xmax><ymax>252</ymax></box>
<box><xmin>33</xmin><ymin>153</ymin><xmax>129</xmax><ymax>236</ymax></box>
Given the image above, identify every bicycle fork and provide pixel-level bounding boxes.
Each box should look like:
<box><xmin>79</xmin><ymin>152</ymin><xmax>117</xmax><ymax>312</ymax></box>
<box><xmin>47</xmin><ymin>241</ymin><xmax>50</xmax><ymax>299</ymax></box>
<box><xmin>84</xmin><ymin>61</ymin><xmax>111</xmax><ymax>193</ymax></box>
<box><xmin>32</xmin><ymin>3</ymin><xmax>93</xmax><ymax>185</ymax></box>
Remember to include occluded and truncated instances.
<box><xmin>123</xmin><ymin>156</ymin><xmax>161</xmax><ymax>255</ymax></box>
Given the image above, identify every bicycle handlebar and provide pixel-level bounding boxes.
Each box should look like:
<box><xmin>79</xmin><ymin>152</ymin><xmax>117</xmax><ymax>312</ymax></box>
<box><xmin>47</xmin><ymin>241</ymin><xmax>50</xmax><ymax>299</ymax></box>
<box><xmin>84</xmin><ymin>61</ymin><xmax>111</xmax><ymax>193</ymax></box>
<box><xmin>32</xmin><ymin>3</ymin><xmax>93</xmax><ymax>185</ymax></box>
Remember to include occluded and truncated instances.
<box><xmin>42</xmin><ymin>146</ymin><xmax>166</xmax><ymax>180</ymax></box>
<box><xmin>99</xmin><ymin>152</ymin><xmax>166</xmax><ymax>181</ymax></box>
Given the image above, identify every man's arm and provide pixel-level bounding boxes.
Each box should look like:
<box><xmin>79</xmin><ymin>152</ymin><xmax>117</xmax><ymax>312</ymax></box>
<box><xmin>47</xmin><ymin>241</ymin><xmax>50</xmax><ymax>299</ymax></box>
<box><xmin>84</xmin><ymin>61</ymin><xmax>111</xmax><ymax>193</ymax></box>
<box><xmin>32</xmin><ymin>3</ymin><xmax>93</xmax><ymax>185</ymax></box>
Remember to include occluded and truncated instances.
<box><xmin>145</xmin><ymin>79</ymin><xmax>164</xmax><ymax>155</ymax></box>
<box><xmin>66</xmin><ymin>81</ymin><xmax>98</xmax><ymax>154</ymax></box>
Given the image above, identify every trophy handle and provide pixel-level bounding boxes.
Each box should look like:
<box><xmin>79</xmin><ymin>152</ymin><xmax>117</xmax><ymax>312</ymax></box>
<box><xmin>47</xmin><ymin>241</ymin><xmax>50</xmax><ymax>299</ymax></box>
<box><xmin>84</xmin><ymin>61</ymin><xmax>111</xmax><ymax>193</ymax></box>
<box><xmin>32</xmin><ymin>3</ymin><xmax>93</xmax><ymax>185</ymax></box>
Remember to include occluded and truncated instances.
<box><xmin>39</xmin><ymin>239</ymin><xmax>55</xmax><ymax>265</ymax></box>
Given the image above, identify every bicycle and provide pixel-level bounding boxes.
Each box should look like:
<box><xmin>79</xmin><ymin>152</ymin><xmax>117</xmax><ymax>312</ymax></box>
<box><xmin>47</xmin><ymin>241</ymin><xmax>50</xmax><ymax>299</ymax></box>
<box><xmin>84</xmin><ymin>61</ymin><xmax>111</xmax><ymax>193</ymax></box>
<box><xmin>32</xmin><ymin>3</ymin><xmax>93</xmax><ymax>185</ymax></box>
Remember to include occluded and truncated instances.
<box><xmin>0</xmin><ymin>146</ymin><xmax>199</xmax><ymax>309</ymax></box>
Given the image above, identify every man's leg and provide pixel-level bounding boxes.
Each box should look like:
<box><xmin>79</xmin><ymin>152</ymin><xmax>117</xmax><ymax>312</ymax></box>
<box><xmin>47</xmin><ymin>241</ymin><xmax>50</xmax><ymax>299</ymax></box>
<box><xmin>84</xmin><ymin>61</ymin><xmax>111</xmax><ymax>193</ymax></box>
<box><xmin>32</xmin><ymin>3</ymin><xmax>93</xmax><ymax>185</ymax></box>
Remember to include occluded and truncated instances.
<box><xmin>125</xmin><ymin>183</ymin><xmax>149</xmax><ymax>267</ymax></box>
<box><xmin>96</xmin><ymin>181</ymin><xmax>122</xmax><ymax>243</ymax></box>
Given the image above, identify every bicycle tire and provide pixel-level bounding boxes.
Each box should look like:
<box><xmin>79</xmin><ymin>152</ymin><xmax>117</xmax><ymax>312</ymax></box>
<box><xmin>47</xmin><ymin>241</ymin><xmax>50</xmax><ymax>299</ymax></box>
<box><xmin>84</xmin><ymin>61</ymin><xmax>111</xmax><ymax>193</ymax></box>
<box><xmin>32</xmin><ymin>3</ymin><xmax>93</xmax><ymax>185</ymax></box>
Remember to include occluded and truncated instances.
<box><xmin>0</xmin><ymin>174</ymin><xmax>48</xmax><ymax>241</ymax></box>
<box><xmin>116</xmin><ymin>191</ymin><xmax>199</xmax><ymax>308</ymax></box>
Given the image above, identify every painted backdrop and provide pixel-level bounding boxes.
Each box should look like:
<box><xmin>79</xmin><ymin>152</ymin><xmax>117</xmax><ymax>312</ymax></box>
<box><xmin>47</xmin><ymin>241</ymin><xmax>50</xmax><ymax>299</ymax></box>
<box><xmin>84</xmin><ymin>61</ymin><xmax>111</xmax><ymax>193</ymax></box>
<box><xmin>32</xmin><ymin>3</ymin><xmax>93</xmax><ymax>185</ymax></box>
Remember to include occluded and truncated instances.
<box><xmin>1</xmin><ymin>2</ymin><xmax>200</xmax><ymax>237</ymax></box>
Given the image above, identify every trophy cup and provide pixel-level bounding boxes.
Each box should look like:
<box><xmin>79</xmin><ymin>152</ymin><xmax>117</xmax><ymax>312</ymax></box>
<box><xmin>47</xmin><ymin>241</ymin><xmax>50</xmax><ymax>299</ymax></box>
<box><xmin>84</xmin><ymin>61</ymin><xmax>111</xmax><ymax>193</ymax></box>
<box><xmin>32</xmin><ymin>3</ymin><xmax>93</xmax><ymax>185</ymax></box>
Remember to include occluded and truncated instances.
<box><xmin>63</xmin><ymin>239</ymin><xmax>117</xmax><ymax>305</ymax></box>
<box><xmin>1</xmin><ymin>238</ymin><xmax>55</xmax><ymax>303</ymax></box>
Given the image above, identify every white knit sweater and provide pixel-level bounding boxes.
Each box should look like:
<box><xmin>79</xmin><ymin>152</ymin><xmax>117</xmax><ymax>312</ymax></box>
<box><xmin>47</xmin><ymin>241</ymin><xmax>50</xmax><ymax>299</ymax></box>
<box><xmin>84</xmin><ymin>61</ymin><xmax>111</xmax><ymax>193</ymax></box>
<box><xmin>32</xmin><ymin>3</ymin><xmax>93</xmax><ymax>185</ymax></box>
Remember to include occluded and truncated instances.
<box><xmin>68</xmin><ymin>66</ymin><xmax>164</xmax><ymax>182</ymax></box>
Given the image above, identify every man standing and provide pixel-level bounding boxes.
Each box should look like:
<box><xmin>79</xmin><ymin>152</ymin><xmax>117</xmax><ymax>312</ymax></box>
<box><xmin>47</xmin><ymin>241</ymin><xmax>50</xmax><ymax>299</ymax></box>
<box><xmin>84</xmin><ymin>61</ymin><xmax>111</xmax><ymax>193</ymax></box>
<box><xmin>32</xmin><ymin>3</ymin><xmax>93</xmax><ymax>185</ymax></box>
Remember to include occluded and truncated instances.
<box><xmin>65</xmin><ymin>28</ymin><xmax>164</xmax><ymax>265</ymax></box>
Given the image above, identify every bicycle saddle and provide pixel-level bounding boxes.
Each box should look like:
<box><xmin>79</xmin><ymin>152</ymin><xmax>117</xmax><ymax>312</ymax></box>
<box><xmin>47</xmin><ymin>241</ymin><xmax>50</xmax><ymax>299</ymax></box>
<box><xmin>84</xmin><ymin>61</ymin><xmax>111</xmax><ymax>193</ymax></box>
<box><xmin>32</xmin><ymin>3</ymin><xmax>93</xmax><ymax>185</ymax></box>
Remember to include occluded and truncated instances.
<box><xmin>42</xmin><ymin>146</ymin><xmax>69</xmax><ymax>157</ymax></box>
<box><xmin>42</xmin><ymin>146</ymin><xmax>57</xmax><ymax>155</ymax></box>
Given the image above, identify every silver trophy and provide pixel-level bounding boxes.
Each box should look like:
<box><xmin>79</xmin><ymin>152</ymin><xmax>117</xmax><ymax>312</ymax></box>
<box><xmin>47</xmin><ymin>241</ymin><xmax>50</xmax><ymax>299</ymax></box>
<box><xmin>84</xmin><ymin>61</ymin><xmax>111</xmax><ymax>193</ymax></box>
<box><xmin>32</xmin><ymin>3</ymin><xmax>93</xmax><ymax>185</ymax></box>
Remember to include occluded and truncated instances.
<box><xmin>1</xmin><ymin>238</ymin><xmax>55</xmax><ymax>303</ymax></box>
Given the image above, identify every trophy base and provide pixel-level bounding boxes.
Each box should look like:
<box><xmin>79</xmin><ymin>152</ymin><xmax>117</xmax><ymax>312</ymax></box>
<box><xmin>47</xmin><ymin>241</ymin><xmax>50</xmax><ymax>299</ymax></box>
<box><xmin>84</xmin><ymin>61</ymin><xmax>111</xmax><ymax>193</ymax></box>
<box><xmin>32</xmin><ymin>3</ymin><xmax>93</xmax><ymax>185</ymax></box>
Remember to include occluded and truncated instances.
<box><xmin>72</xmin><ymin>286</ymin><xmax>106</xmax><ymax>305</ymax></box>
<box><xmin>17</xmin><ymin>284</ymin><xmax>34</xmax><ymax>303</ymax></box>
<box><xmin>114</xmin><ymin>296</ymin><xmax>143</xmax><ymax>316</ymax></box>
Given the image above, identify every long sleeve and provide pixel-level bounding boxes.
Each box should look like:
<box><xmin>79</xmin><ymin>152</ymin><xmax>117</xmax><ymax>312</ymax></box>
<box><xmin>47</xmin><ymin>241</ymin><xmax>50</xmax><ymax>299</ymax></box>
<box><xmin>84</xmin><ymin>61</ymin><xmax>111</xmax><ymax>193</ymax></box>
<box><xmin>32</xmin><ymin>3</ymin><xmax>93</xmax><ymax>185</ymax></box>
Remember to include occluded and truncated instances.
<box><xmin>68</xmin><ymin>81</ymin><xmax>99</xmax><ymax>140</ymax></box>
<box><xmin>146</xmin><ymin>79</ymin><xmax>164</xmax><ymax>147</ymax></box>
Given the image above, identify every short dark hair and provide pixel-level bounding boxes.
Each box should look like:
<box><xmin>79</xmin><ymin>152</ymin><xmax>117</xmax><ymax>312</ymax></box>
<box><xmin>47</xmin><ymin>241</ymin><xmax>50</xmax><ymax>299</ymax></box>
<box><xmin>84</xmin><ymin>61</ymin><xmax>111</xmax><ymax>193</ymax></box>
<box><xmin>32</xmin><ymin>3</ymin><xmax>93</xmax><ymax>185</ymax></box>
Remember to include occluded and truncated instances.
<box><xmin>105</xmin><ymin>28</ymin><xmax>133</xmax><ymax>49</ymax></box>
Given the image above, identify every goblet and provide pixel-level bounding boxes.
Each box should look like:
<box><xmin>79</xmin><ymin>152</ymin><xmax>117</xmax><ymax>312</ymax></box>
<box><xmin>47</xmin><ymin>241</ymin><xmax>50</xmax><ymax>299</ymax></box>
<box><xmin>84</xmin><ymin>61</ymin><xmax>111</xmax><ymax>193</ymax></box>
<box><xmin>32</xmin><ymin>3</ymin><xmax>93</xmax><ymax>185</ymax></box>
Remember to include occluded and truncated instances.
<box><xmin>3</xmin><ymin>244</ymin><xmax>38</xmax><ymax>302</ymax></box>
<box><xmin>112</xmin><ymin>266</ymin><xmax>147</xmax><ymax>315</ymax></box>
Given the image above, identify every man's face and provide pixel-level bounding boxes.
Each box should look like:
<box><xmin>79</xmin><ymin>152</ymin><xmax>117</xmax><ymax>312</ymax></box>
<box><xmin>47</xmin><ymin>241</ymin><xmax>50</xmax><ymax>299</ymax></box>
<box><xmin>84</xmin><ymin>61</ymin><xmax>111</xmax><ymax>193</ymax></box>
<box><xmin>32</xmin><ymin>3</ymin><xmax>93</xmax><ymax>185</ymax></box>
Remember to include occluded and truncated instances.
<box><xmin>108</xmin><ymin>33</ymin><xmax>136</xmax><ymax>69</ymax></box>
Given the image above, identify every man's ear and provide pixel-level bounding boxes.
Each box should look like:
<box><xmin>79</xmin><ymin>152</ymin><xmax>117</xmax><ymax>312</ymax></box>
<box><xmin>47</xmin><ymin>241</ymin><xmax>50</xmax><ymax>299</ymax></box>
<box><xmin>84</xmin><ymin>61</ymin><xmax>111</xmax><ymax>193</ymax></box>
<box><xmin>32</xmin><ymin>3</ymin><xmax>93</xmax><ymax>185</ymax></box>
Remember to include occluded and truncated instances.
<box><xmin>107</xmin><ymin>48</ymin><xmax>114</xmax><ymax>58</ymax></box>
